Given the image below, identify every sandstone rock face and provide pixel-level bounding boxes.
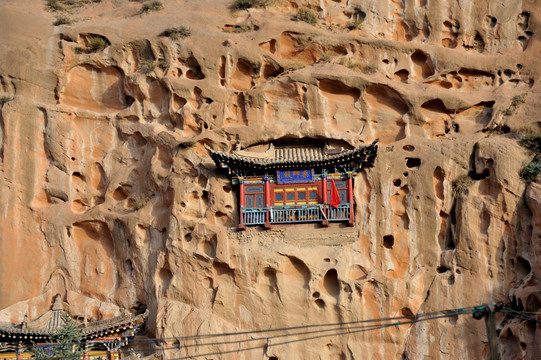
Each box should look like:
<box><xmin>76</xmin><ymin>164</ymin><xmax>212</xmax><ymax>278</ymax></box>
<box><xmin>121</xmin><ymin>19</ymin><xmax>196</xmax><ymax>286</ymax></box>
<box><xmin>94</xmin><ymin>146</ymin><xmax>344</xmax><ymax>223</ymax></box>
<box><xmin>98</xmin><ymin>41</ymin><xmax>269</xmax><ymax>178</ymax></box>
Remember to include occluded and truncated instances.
<box><xmin>0</xmin><ymin>0</ymin><xmax>540</xmax><ymax>359</ymax></box>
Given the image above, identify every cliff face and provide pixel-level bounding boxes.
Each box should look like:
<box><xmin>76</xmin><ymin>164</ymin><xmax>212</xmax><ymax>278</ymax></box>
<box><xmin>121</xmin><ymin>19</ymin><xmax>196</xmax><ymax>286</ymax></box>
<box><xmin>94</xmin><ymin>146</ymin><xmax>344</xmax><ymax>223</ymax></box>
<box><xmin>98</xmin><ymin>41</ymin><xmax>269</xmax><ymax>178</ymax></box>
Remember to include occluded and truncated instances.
<box><xmin>0</xmin><ymin>0</ymin><xmax>540</xmax><ymax>358</ymax></box>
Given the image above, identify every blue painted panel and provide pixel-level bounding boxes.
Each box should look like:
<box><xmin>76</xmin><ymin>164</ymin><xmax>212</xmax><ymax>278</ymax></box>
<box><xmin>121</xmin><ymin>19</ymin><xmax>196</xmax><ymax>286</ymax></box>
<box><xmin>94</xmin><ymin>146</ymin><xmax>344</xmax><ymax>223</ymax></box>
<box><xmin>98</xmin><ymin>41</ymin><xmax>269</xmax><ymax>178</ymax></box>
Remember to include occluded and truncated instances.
<box><xmin>276</xmin><ymin>169</ymin><xmax>315</xmax><ymax>184</ymax></box>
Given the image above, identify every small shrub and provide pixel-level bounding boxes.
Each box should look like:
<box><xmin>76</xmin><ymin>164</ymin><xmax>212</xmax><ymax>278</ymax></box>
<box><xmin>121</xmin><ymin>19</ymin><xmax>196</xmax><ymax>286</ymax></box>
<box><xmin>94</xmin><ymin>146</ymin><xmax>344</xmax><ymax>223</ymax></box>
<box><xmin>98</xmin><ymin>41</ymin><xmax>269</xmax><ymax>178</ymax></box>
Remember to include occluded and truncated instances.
<box><xmin>343</xmin><ymin>60</ymin><xmax>378</xmax><ymax>74</ymax></box>
<box><xmin>360</xmin><ymin>64</ymin><xmax>377</xmax><ymax>74</ymax></box>
<box><xmin>87</xmin><ymin>36</ymin><xmax>107</xmax><ymax>52</ymax></box>
<box><xmin>139</xmin><ymin>60</ymin><xmax>155</xmax><ymax>74</ymax></box>
<box><xmin>319</xmin><ymin>51</ymin><xmax>332</xmax><ymax>63</ymax></box>
<box><xmin>47</xmin><ymin>0</ymin><xmax>92</xmax><ymax>11</ymax></box>
<box><xmin>284</xmin><ymin>61</ymin><xmax>305</xmax><ymax>72</ymax></box>
<box><xmin>0</xmin><ymin>96</ymin><xmax>13</xmax><ymax>106</ymax></box>
<box><xmin>156</xmin><ymin>59</ymin><xmax>168</xmax><ymax>70</ymax></box>
<box><xmin>520</xmin><ymin>135</ymin><xmax>541</xmax><ymax>153</ymax></box>
<box><xmin>520</xmin><ymin>158</ymin><xmax>541</xmax><ymax>183</ymax></box>
<box><xmin>346</xmin><ymin>18</ymin><xmax>363</xmax><ymax>30</ymax></box>
<box><xmin>160</xmin><ymin>26</ymin><xmax>191</xmax><ymax>39</ymax></box>
<box><xmin>222</xmin><ymin>24</ymin><xmax>257</xmax><ymax>33</ymax></box>
<box><xmin>504</xmin><ymin>94</ymin><xmax>526</xmax><ymax>116</ymax></box>
<box><xmin>139</xmin><ymin>1</ymin><xmax>163</xmax><ymax>14</ymax></box>
<box><xmin>293</xmin><ymin>8</ymin><xmax>318</xmax><ymax>25</ymax></box>
<box><xmin>132</xmin><ymin>196</ymin><xmax>148</xmax><ymax>210</ymax></box>
<box><xmin>47</xmin><ymin>0</ymin><xmax>64</xmax><ymax>11</ymax></box>
<box><xmin>452</xmin><ymin>175</ymin><xmax>473</xmax><ymax>195</ymax></box>
<box><xmin>230</xmin><ymin>0</ymin><xmax>271</xmax><ymax>10</ymax></box>
<box><xmin>53</xmin><ymin>15</ymin><xmax>74</xmax><ymax>26</ymax></box>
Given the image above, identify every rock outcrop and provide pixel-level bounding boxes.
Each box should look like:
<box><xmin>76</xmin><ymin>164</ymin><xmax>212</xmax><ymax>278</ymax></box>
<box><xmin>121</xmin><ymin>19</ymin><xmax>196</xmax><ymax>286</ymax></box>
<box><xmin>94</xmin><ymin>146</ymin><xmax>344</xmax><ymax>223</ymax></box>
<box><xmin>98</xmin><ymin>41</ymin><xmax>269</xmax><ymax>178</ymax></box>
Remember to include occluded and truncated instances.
<box><xmin>0</xmin><ymin>0</ymin><xmax>540</xmax><ymax>359</ymax></box>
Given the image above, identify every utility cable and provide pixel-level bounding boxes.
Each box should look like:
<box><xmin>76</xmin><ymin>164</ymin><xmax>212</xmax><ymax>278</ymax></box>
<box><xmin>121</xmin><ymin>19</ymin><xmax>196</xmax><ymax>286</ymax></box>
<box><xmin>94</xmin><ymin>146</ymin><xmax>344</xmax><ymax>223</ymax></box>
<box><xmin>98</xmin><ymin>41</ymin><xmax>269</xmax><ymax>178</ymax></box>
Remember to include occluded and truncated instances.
<box><xmin>498</xmin><ymin>307</ymin><xmax>541</xmax><ymax>324</ymax></box>
<box><xmin>121</xmin><ymin>306</ymin><xmax>478</xmax><ymax>346</ymax></box>
<box><xmin>169</xmin><ymin>313</ymin><xmax>463</xmax><ymax>359</ymax></box>
<box><xmin>31</xmin><ymin>311</ymin><xmax>468</xmax><ymax>360</ymax></box>
<box><xmin>24</xmin><ymin>306</ymin><xmax>491</xmax><ymax>360</ymax></box>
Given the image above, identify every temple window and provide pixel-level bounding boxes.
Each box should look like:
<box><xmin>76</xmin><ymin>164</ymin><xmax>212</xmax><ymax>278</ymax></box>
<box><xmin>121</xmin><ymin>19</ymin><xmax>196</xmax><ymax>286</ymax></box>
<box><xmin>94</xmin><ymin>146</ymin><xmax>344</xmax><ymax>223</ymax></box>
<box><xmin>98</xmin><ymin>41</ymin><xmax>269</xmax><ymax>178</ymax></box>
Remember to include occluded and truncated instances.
<box><xmin>207</xmin><ymin>139</ymin><xmax>378</xmax><ymax>230</ymax></box>
<box><xmin>245</xmin><ymin>184</ymin><xmax>265</xmax><ymax>208</ymax></box>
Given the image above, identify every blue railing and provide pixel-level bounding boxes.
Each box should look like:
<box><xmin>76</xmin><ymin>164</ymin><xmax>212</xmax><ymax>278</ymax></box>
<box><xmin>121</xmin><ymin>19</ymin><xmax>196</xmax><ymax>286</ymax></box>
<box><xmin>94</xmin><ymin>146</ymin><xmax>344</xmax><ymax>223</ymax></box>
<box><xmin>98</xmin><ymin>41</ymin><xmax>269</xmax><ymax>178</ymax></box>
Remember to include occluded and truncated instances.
<box><xmin>242</xmin><ymin>204</ymin><xmax>351</xmax><ymax>226</ymax></box>
<box><xmin>242</xmin><ymin>208</ymin><xmax>266</xmax><ymax>225</ymax></box>
<box><xmin>328</xmin><ymin>204</ymin><xmax>350</xmax><ymax>221</ymax></box>
<box><xmin>271</xmin><ymin>205</ymin><xmax>323</xmax><ymax>224</ymax></box>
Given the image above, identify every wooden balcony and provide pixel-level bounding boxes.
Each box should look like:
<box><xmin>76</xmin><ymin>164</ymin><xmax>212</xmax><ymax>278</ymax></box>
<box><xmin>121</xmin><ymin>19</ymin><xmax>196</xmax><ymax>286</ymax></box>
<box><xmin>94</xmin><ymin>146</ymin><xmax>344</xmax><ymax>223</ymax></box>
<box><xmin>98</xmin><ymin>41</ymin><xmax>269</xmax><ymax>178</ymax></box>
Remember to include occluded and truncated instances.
<box><xmin>240</xmin><ymin>204</ymin><xmax>352</xmax><ymax>228</ymax></box>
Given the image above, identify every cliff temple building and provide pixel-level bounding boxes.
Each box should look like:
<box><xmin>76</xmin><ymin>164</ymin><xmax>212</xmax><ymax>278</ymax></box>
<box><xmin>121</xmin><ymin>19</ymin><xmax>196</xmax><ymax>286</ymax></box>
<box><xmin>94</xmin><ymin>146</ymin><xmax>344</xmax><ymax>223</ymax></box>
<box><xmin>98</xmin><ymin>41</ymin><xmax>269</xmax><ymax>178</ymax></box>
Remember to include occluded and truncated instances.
<box><xmin>0</xmin><ymin>295</ymin><xmax>147</xmax><ymax>359</ymax></box>
<box><xmin>207</xmin><ymin>139</ymin><xmax>378</xmax><ymax>229</ymax></box>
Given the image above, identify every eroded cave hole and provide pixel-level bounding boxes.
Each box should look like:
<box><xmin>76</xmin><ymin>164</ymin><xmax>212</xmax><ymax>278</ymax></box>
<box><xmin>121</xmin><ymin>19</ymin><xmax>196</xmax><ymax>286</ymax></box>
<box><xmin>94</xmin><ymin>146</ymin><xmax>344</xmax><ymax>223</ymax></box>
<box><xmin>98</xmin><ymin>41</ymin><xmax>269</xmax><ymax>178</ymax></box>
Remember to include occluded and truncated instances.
<box><xmin>401</xmin><ymin>307</ymin><xmax>415</xmax><ymax>319</ymax></box>
<box><xmin>468</xmin><ymin>168</ymin><xmax>489</xmax><ymax>180</ymax></box>
<box><xmin>383</xmin><ymin>235</ymin><xmax>394</xmax><ymax>249</ymax></box>
<box><xmin>437</xmin><ymin>266</ymin><xmax>450</xmax><ymax>273</ymax></box>
<box><xmin>406</xmin><ymin>158</ymin><xmax>421</xmax><ymax>168</ymax></box>
<box><xmin>393</xmin><ymin>179</ymin><xmax>401</xmax><ymax>187</ymax></box>
<box><xmin>315</xmin><ymin>299</ymin><xmax>325</xmax><ymax>309</ymax></box>
<box><xmin>126</xmin><ymin>259</ymin><xmax>134</xmax><ymax>272</ymax></box>
<box><xmin>526</xmin><ymin>293</ymin><xmax>541</xmax><ymax>313</ymax></box>
<box><xmin>322</xmin><ymin>269</ymin><xmax>340</xmax><ymax>297</ymax></box>
<box><xmin>515</xmin><ymin>256</ymin><xmax>531</xmax><ymax>277</ymax></box>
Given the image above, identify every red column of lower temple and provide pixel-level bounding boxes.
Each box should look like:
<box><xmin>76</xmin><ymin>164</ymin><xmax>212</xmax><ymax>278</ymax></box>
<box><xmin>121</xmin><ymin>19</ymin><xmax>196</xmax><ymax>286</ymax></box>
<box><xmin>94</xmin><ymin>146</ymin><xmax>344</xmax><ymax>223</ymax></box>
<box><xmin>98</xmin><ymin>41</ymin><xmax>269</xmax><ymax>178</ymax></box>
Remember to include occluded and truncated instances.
<box><xmin>348</xmin><ymin>174</ymin><xmax>354</xmax><ymax>226</ymax></box>
<box><xmin>322</xmin><ymin>174</ymin><xmax>329</xmax><ymax>226</ymax></box>
<box><xmin>264</xmin><ymin>177</ymin><xmax>271</xmax><ymax>229</ymax></box>
<box><xmin>239</xmin><ymin>178</ymin><xmax>246</xmax><ymax>230</ymax></box>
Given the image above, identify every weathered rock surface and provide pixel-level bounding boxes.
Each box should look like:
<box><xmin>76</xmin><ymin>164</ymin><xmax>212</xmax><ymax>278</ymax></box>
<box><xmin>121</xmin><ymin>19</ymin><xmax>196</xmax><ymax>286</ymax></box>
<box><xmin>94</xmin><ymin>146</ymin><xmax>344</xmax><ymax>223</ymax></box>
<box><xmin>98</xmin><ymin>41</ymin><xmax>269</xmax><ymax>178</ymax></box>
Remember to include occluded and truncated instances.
<box><xmin>0</xmin><ymin>0</ymin><xmax>540</xmax><ymax>359</ymax></box>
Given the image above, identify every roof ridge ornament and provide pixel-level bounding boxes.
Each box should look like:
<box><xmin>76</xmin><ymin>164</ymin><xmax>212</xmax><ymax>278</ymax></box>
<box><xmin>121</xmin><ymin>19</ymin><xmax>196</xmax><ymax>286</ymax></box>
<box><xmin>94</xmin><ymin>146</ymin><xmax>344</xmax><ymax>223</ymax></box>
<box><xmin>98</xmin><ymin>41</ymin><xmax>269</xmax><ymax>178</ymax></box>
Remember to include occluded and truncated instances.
<box><xmin>52</xmin><ymin>293</ymin><xmax>63</xmax><ymax>311</ymax></box>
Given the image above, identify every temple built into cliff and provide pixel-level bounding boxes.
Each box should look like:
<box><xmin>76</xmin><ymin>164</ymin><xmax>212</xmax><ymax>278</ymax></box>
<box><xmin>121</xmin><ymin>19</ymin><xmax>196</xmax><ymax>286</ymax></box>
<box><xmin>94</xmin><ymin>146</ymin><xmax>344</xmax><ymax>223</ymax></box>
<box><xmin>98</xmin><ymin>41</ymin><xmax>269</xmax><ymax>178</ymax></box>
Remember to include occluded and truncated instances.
<box><xmin>0</xmin><ymin>296</ymin><xmax>147</xmax><ymax>359</ymax></box>
<box><xmin>207</xmin><ymin>140</ymin><xmax>378</xmax><ymax>229</ymax></box>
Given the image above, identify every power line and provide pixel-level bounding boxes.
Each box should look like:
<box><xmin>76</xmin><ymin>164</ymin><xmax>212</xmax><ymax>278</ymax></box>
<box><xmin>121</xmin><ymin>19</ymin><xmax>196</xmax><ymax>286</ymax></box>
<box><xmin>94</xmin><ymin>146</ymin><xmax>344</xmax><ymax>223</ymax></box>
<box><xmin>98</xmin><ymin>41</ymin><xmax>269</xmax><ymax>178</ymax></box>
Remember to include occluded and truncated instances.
<box><xmin>167</xmin><ymin>309</ymin><xmax>470</xmax><ymax>350</ymax></box>
<box><xmin>498</xmin><ymin>307</ymin><xmax>541</xmax><ymax>324</ymax></box>
<box><xmin>29</xmin><ymin>308</ymin><xmax>473</xmax><ymax>359</ymax></box>
<box><xmin>122</xmin><ymin>306</ymin><xmax>479</xmax><ymax>346</ymax></box>
<box><xmin>169</xmin><ymin>313</ymin><xmax>464</xmax><ymax>359</ymax></box>
<box><xmin>28</xmin><ymin>304</ymin><xmax>540</xmax><ymax>360</ymax></box>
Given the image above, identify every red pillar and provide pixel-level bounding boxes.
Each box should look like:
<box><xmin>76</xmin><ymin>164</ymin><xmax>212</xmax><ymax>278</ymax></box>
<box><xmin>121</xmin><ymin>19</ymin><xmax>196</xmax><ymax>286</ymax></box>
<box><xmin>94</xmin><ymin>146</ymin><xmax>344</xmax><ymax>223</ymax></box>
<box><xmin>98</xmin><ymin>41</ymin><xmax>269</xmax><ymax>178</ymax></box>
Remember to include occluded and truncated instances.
<box><xmin>322</xmin><ymin>174</ymin><xmax>329</xmax><ymax>226</ymax></box>
<box><xmin>264</xmin><ymin>177</ymin><xmax>271</xmax><ymax>229</ymax></box>
<box><xmin>348</xmin><ymin>174</ymin><xmax>354</xmax><ymax>226</ymax></box>
<box><xmin>239</xmin><ymin>178</ymin><xmax>246</xmax><ymax>230</ymax></box>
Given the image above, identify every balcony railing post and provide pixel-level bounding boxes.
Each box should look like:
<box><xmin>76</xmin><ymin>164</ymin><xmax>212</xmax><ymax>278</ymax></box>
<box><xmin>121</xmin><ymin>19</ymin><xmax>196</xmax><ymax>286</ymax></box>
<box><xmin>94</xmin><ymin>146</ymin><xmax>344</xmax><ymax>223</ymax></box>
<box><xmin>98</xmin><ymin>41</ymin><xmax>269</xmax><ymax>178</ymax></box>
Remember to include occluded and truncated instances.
<box><xmin>348</xmin><ymin>173</ymin><xmax>354</xmax><ymax>226</ymax></box>
<box><xmin>239</xmin><ymin>177</ymin><xmax>246</xmax><ymax>230</ymax></box>
<box><xmin>264</xmin><ymin>176</ymin><xmax>271</xmax><ymax>229</ymax></box>
<box><xmin>322</xmin><ymin>172</ymin><xmax>329</xmax><ymax>227</ymax></box>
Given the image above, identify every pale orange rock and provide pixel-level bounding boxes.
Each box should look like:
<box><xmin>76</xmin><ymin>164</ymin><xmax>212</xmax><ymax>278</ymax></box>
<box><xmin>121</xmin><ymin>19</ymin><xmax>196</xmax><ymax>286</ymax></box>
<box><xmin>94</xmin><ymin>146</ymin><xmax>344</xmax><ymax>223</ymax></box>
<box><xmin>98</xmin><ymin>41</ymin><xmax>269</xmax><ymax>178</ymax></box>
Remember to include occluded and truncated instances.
<box><xmin>0</xmin><ymin>0</ymin><xmax>539</xmax><ymax>359</ymax></box>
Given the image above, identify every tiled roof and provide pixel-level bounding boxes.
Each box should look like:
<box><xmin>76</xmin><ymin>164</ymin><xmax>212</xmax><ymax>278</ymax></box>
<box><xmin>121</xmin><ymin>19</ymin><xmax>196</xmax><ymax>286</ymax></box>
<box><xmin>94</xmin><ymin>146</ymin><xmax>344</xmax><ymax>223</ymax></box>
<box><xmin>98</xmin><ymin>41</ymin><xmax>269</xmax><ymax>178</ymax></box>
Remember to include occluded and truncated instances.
<box><xmin>0</xmin><ymin>310</ymin><xmax>148</xmax><ymax>342</ymax></box>
<box><xmin>207</xmin><ymin>139</ymin><xmax>378</xmax><ymax>173</ymax></box>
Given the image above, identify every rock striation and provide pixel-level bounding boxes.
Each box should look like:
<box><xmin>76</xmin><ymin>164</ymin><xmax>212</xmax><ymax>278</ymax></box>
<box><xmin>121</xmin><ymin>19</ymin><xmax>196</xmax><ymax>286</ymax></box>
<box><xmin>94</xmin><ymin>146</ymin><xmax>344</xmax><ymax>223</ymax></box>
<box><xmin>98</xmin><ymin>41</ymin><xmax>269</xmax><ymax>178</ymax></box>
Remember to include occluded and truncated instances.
<box><xmin>0</xmin><ymin>0</ymin><xmax>540</xmax><ymax>359</ymax></box>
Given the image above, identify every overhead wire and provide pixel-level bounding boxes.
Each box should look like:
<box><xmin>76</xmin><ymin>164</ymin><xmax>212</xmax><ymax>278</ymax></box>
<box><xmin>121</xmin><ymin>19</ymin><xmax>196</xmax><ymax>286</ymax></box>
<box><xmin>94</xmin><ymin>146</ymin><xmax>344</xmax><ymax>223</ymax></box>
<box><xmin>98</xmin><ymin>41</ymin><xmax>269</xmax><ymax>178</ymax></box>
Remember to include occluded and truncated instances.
<box><xmin>498</xmin><ymin>307</ymin><xmax>541</xmax><ymax>324</ymax></box>
<box><xmin>30</xmin><ymin>309</ymin><xmax>471</xmax><ymax>359</ymax></box>
<box><xmin>102</xmin><ymin>308</ymin><xmax>476</xmax><ymax>359</ymax></box>
<box><xmin>27</xmin><ymin>305</ymin><xmax>535</xmax><ymax>360</ymax></box>
<box><xmin>121</xmin><ymin>305</ymin><xmax>479</xmax><ymax>346</ymax></box>
<box><xmin>169</xmin><ymin>312</ymin><xmax>466</xmax><ymax>360</ymax></box>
